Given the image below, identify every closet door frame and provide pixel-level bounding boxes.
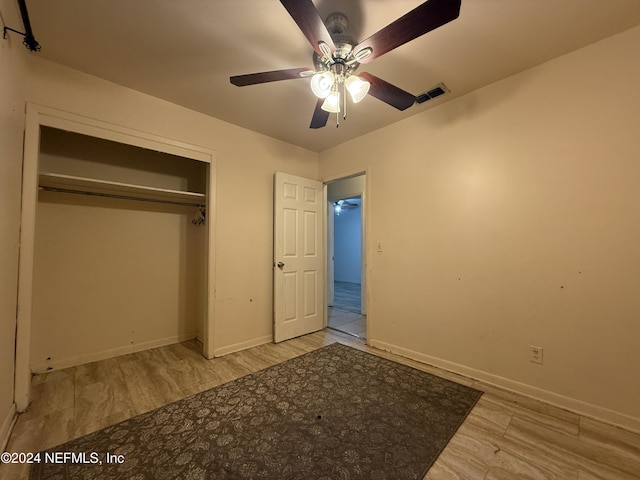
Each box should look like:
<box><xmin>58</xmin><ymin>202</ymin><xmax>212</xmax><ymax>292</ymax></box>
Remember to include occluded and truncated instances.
<box><xmin>15</xmin><ymin>103</ymin><xmax>217</xmax><ymax>411</ymax></box>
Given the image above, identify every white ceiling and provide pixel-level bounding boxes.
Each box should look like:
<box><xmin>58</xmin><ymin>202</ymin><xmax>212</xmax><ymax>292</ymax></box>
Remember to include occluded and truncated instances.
<box><xmin>23</xmin><ymin>0</ymin><xmax>640</xmax><ymax>152</ymax></box>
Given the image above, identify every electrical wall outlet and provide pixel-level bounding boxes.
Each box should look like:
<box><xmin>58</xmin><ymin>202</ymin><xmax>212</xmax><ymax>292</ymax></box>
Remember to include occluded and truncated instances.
<box><xmin>530</xmin><ymin>345</ymin><xmax>544</xmax><ymax>365</ymax></box>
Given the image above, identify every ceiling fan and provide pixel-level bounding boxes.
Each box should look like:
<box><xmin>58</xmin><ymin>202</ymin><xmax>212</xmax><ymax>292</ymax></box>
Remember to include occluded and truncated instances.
<box><xmin>335</xmin><ymin>199</ymin><xmax>358</xmax><ymax>208</ymax></box>
<box><xmin>333</xmin><ymin>199</ymin><xmax>359</xmax><ymax>214</ymax></box>
<box><xmin>230</xmin><ymin>0</ymin><xmax>461</xmax><ymax>129</ymax></box>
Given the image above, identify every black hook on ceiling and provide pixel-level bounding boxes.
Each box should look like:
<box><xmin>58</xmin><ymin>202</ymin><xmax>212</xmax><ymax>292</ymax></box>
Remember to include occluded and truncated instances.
<box><xmin>2</xmin><ymin>0</ymin><xmax>40</xmax><ymax>52</ymax></box>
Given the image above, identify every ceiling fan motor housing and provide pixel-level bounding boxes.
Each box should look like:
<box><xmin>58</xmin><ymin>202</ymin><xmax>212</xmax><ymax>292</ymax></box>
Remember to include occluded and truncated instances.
<box><xmin>313</xmin><ymin>12</ymin><xmax>360</xmax><ymax>74</ymax></box>
<box><xmin>325</xmin><ymin>12</ymin><xmax>348</xmax><ymax>36</ymax></box>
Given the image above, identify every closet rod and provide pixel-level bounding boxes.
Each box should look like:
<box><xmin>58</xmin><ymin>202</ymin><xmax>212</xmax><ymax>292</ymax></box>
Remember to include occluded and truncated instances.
<box><xmin>39</xmin><ymin>185</ymin><xmax>205</xmax><ymax>208</ymax></box>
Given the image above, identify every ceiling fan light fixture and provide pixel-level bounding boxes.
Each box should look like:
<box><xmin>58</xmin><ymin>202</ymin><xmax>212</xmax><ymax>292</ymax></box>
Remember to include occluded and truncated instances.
<box><xmin>321</xmin><ymin>90</ymin><xmax>340</xmax><ymax>113</ymax></box>
<box><xmin>345</xmin><ymin>75</ymin><xmax>370</xmax><ymax>103</ymax></box>
<box><xmin>310</xmin><ymin>71</ymin><xmax>335</xmax><ymax>98</ymax></box>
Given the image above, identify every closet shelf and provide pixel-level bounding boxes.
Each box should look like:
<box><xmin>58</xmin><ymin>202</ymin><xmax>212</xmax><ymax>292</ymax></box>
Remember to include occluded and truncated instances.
<box><xmin>38</xmin><ymin>172</ymin><xmax>206</xmax><ymax>206</ymax></box>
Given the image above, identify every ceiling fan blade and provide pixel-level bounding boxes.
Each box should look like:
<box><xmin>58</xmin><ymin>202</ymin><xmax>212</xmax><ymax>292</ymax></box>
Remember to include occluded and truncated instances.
<box><xmin>360</xmin><ymin>72</ymin><xmax>416</xmax><ymax>111</ymax></box>
<box><xmin>353</xmin><ymin>0</ymin><xmax>461</xmax><ymax>64</ymax></box>
<box><xmin>310</xmin><ymin>98</ymin><xmax>330</xmax><ymax>129</ymax></box>
<box><xmin>280</xmin><ymin>0</ymin><xmax>336</xmax><ymax>56</ymax></box>
<box><xmin>230</xmin><ymin>68</ymin><xmax>312</xmax><ymax>86</ymax></box>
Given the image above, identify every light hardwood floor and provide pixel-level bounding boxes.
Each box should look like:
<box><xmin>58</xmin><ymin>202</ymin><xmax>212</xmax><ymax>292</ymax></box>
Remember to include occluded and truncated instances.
<box><xmin>333</xmin><ymin>281</ymin><xmax>362</xmax><ymax>313</ymax></box>
<box><xmin>2</xmin><ymin>330</ymin><xmax>639</xmax><ymax>480</ymax></box>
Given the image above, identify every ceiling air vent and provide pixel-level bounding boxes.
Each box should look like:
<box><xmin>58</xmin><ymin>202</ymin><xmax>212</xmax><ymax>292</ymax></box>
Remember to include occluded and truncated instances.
<box><xmin>416</xmin><ymin>83</ymin><xmax>449</xmax><ymax>104</ymax></box>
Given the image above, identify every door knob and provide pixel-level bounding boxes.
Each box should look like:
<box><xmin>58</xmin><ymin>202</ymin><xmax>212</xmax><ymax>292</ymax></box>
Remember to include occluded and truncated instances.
<box><xmin>277</xmin><ymin>261</ymin><xmax>285</xmax><ymax>269</ymax></box>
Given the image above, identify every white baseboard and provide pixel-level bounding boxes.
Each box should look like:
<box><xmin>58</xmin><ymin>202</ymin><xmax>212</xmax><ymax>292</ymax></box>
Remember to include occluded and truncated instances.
<box><xmin>0</xmin><ymin>403</ymin><xmax>17</xmax><ymax>452</ymax></box>
<box><xmin>30</xmin><ymin>333</ymin><xmax>199</xmax><ymax>373</ymax></box>
<box><xmin>369</xmin><ymin>339</ymin><xmax>640</xmax><ymax>434</ymax></box>
<box><xmin>213</xmin><ymin>335</ymin><xmax>272</xmax><ymax>357</ymax></box>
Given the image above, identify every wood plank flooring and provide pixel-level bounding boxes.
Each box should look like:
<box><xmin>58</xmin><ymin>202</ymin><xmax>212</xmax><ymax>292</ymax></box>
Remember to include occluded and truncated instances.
<box><xmin>2</xmin><ymin>330</ymin><xmax>639</xmax><ymax>480</ymax></box>
<box><xmin>332</xmin><ymin>281</ymin><xmax>362</xmax><ymax>313</ymax></box>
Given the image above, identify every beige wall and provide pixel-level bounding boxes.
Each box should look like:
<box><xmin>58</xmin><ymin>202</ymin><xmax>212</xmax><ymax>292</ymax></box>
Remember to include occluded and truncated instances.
<box><xmin>0</xmin><ymin>0</ymin><xmax>26</xmax><ymax>446</ymax></box>
<box><xmin>23</xmin><ymin>55</ymin><xmax>318</xmax><ymax>358</ymax></box>
<box><xmin>320</xmin><ymin>26</ymin><xmax>640</xmax><ymax>429</ymax></box>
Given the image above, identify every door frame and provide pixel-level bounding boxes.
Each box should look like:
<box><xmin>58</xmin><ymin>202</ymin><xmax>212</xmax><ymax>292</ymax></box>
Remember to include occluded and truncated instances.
<box><xmin>14</xmin><ymin>103</ymin><xmax>217</xmax><ymax>411</ymax></box>
<box><xmin>323</xmin><ymin>170</ymin><xmax>368</xmax><ymax>326</ymax></box>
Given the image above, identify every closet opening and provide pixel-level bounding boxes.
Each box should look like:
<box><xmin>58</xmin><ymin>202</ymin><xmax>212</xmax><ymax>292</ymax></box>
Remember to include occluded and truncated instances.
<box><xmin>15</xmin><ymin>104</ymin><xmax>216</xmax><ymax>411</ymax></box>
<box><xmin>30</xmin><ymin>127</ymin><xmax>209</xmax><ymax>373</ymax></box>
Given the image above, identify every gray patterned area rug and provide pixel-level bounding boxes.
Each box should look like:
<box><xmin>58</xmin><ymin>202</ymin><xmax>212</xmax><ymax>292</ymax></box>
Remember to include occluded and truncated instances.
<box><xmin>30</xmin><ymin>343</ymin><xmax>482</xmax><ymax>480</ymax></box>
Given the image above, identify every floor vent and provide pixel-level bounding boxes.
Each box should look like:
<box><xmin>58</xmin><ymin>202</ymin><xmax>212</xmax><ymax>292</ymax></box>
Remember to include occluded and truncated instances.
<box><xmin>416</xmin><ymin>83</ymin><xmax>449</xmax><ymax>104</ymax></box>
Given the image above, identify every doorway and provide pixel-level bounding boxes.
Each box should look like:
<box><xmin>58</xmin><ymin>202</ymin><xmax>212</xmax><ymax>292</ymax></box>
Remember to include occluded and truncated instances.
<box><xmin>326</xmin><ymin>175</ymin><xmax>366</xmax><ymax>338</ymax></box>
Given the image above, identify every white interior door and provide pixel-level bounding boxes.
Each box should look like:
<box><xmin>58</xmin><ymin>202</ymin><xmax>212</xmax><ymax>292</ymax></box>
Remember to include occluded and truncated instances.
<box><xmin>274</xmin><ymin>172</ymin><xmax>324</xmax><ymax>343</ymax></box>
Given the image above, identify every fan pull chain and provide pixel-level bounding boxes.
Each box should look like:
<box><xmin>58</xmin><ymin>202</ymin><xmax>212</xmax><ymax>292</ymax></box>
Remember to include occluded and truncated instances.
<box><xmin>343</xmin><ymin>81</ymin><xmax>347</xmax><ymax>121</ymax></box>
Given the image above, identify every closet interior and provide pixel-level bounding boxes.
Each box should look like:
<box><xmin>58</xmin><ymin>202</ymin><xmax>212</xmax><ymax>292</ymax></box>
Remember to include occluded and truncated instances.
<box><xmin>31</xmin><ymin>126</ymin><xmax>209</xmax><ymax>372</ymax></box>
